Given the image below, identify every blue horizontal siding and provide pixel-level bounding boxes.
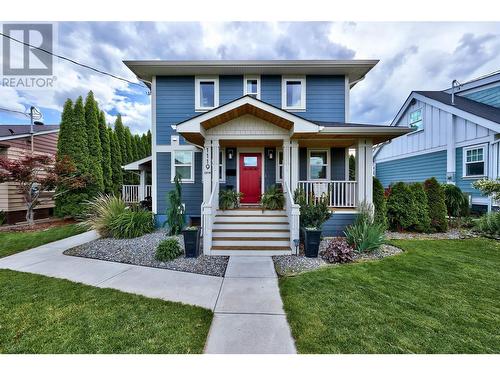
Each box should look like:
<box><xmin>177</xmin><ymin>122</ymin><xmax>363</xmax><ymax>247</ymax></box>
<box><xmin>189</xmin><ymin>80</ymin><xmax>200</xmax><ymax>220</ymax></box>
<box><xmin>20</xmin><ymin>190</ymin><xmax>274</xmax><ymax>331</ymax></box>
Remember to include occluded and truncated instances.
<box><xmin>463</xmin><ymin>86</ymin><xmax>500</xmax><ymax>108</ymax></box>
<box><xmin>261</xmin><ymin>75</ymin><xmax>281</xmax><ymax>107</ymax></box>
<box><xmin>376</xmin><ymin>150</ymin><xmax>447</xmax><ymax>187</ymax></box>
<box><xmin>156</xmin><ymin>152</ymin><xmax>203</xmax><ymax>227</ymax></box>
<box><xmin>220</xmin><ymin>75</ymin><xmax>244</xmax><ymax>105</ymax></box>
<box><xmin>455</xmin><ymin>147</ymin><xmax>482</xmax><ymax>197</ymax></box>
<box><xmin>302</xmin><ymin>75</ymin><xmax>345</xmax><ymax>122</ymax></box>
<box><xmin>322</xmin><ymin>213</ymin><xmax>357</xmax><ymax>237</ymax></box>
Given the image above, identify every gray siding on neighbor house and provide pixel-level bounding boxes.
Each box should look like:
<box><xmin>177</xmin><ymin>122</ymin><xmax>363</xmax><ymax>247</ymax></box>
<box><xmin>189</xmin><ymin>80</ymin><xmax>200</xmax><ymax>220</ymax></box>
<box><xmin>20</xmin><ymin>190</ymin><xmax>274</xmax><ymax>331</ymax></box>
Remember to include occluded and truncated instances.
<box><xmin>375</xmin><ymin>150</ymin><xmax>447</xmax><ymax>187</ymax></box>
<box><xmin>299</xmin><ymin>147</ymin><xmax>346</xmax><ymax>181</ymax></box>
<box><xmin>322</xmin><ymin>213</ymin><xmax>357</xmax><ymax>237</ymax></box>
<box><xmin>156</xmin><ymin>152</ymin><xmax>203</xmax><ymax>226</ymax></box>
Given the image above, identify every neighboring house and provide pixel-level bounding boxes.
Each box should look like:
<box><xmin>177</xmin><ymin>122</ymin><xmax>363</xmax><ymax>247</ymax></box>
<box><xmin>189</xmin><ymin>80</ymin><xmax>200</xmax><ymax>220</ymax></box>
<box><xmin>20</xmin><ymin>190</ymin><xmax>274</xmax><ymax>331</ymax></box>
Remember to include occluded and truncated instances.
<box><xmin>374</xmin><ymin>71</ymin><xmax>500</xmax><ymax>212</ymax></box>
<box><xmin>0</xmin><ymin>124</ymin><xmax>59</xmax><ymax>224</ymax></box>
<box><xmin>124</xmin><ymin>60</ymin><xmax>410</xmax><ymax>255</ymax></box>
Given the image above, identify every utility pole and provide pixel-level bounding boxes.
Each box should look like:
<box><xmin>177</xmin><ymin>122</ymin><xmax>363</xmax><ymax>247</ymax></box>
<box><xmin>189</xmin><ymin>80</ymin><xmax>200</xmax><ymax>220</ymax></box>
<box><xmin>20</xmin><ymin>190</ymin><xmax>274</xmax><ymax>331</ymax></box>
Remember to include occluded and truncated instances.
<box><xmin>30</xmin><ymin>106</ymin><xmax>35</xmax><ymax>154</ymax></box>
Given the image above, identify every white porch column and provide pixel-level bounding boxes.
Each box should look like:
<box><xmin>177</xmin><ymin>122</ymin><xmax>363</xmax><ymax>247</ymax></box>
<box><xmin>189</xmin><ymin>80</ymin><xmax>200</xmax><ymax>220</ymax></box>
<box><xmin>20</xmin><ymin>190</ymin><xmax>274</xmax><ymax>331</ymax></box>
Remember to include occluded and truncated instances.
<box><xmin>356</xmin><ymin>138</ymin><xmax>373</xmax><ymax>206</ymax></box>
<box><xmin>446</xmin><ymin>113</ymin><xmax>456</xmax><ymax>184</ymax></box>
<box><xmin>202</xmin><ymin>139</ymin><xmax>212</xmax><ymax>203</ymax></box>
<box><xmin>290</xmin><ymin>140</ymin><xmax>299</xmax><ymax>191</ymax></box>
<box><xmin>283</xmin><ymin>139</ymin><xmax>291</xmax><ymax>187</ymax></box>
<box><xmin>212</xmin><ymin>139</ymin><xmax>220</xmax><ymax>209</ymax></box>
<box><xmin>139</xmin><ymin>169</ymin><xmax>146</xmax><ymax>201</ymax></box>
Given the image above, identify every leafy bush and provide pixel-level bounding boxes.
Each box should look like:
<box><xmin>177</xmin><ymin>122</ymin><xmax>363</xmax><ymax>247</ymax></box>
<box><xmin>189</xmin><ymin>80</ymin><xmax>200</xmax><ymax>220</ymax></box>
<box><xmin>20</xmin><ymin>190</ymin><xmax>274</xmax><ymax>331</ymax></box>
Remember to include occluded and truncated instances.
<box><xmin>442</xmin><ymin>184</ymin><xmax>469</xmax><ymax>218</ymax></box>
<box><xmin>424</xmin><ymin>177</ymin><xmax>448</xmax><ymax>232</ymax></box>
<box><xmin>409</xmin><ymin>183</ymin><xmax>431</xmax><ymax>233</ymax></box>
<box><xmin>294</xmin><ymin>187</ymin><xmax>332</xmax><ymax>230</ymax></box>
<box><xmin>0</xmin><ymin>210</ymin><xmax>6</xmax><ymax>226</ymax></box>
<box><xmin>155</xmin><ymin>238</ymin><xmax>183</xmax><ymax>262</ymax></box>
<box><xmin>260</xmin><ymin>185</ymin><xmax>285</xmax><ymax>210</ymax></box>
<box><xmin>474</xmin><ymin>211</ymin><xmax>500</xmax><ymax>237</ymax></box>
<box><xmin>373</xmin><ymin>177</ymin><xmax>387</xmax><ymax>228</ymax></box>
<box><xmin>81</xmin><ymin>194</ymin><xmax>127</xmax><ymax>237</ymax></box>
<box><xmin>345</xmin><ymin>203</ymin><xmax>385</xmax><ymax>253</ymax></box>
<box><xmin>219</xmin><ymin>189</ymin><xmax>243</xmax><ymax>210</ymax></box>
<box><xmin>473</xmin><ymin>178</ymin><xmax>500</xmax><ymax>201</ymax></box>
<box><xmin>108</xmin><ymin>209</ymin><xmax>155</xmax><ymax>239</ymax></box>
<box><xmin>386</xmin><ymin>182</ymin><xmax>417</xmax><ymax>231</ymax></box>
<box><xmin>166</xmin><ymin>174</ymin><xmax>185</xmax><ymax>235</ymax></box>
<box><xmin>320</xmin><ymin>238</ymin><xmax>354</xmax><ymax>264</ymax></box>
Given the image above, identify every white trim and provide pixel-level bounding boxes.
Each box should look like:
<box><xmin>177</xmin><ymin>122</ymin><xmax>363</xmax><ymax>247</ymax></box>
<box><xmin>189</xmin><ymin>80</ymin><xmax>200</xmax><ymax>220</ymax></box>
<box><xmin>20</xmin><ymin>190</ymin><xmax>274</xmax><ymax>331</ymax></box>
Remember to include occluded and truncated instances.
<box><xmin>156</xmin><ymin>144</ymin><xmax>201</xmax><ymax>152</ymax></box>
<box><xmin>243</xmin><ymin>75</ymin><xmax>261</xmax><ymax>99</ymax></box>
<box><xmin>236</xmin><ymin>148</ymin><xmax>265</xmax><ymax>200</ymax></box>
<box><xmin>219</xmin><ymin>148</ymin><xmax>226</xmax><ymax>183</ymax></box>
<box><xmin>195</xmin><ymin>76</ymin><xmax>219</xmax><ymax>112</ymax></box>
<box><xmin>344</xmin><ymin>75</ymin><xmax>350</xmax><ymax>122</ymax></box>
<box><xmin>0</xmin><ymin>128</ymin><xmax>59</xmax><ymax>141</ymax></box>
<box><xmin>276</xmin><ymin>148</ymin><xmax>284</xmax><ymax>182</ymax></box>
<box><xmin>151</xmin><ymin>76</ymin><xmax>158</xmax><ymax>214</ymax></box>
<box><xmin>123</xmin><ymin>156</ymin><xmax>152</xmax><ymax>170</ymax></box>
<box><xmin>282</xmin><ymin>76</ymin><xmax>306</xmax><ymax>111</ymax></box>
<box><xmin>171</xmin><ymin>149</ymin><xmax>195</xmax><ymax>183</ymax></box>
<box><xmin>307</xmin><ymin>148</ymin><xmax>331</xmax><ymax>181</ymax></box>
<box><xmin>462</xmin><ymin>143</ymin><xmax>488</xmax><ymax>178</ymax></box>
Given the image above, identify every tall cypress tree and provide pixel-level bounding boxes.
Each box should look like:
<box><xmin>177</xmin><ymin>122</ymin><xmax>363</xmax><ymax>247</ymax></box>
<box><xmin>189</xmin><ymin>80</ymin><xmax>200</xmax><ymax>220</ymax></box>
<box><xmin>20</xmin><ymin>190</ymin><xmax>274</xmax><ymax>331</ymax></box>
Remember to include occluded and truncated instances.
<box><xmin>114</xmin><ymin>114</ymin><xmax>127</xmax><ymax>165</ymax></box>
<box><xmin>98</xmin><ymin>110</ymin><xmax>113</xmax><ymax>194</ymax></box>
<box><xmin>140</xmin><ymin>133</ymin><xmax>148</xmax><ymax>158</ymax></box>
<box><xmin>146</xmin><ymin>130</ymin><xmax>152</xmax><ymax>155</ymax></box>
<box><xmin>131</xmin><ymin>133</ymin><xmax>139</xmax><ymax>161</ymax></box>
<box><xmin>109</xmin><ymin>127</ymin><xmax>123</xmax><ymax>195</ymax></box>
<box><xmin>124</xmin><ymin>127</ymin><xmax>133</xmax><ymax>164</ymax></box>
<box><xmin>84</xmin><ymin>91</ymin><xmax>104</xmax><ymax>193</ymax></box>
<box><xmin>56</xmin><ymin>99</ymin><xmax>74</xmax><ymax>161</ymax></box>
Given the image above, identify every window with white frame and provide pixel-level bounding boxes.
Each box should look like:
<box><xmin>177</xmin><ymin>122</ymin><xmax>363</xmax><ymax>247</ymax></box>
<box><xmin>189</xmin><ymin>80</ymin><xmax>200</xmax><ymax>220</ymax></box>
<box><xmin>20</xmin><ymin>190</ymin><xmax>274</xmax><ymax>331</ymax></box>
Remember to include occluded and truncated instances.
<box><xmin>172</xmin><ymin>150</ymin><xmax>194</xmax><ymax>182</ymax></box>
<box><xmin>409</xmin><ymin>109</ymin><xmax>423</xmax><ymax>131</ymax></box>
<box><xmin>276</xmin><ymin>150</ymin><xmax>284</xmax><ymax>182</ymax></box>
<box><xmin>282</xmin><ymin>76</ymin><xmax>306</xmax><ymax>110</ymax></box>
<box><xmin>195</xmin><ymin>77</ymin><xmax>219</xmax><ymax>111</ymax></box>
<box><xmin>219</xmin><ymin>149</ymin><xmax>226</xmax><ymax>182</ymax></box>
<box><xmin>244</xmin><ymin>75</ymin><xmax>260</xmax><ymax>99</ymax></box>
<box><xmin>308</xmin><ymin>149</ymin><xmax>330</xmax><ymax>180</ymax></box>
<box><xmin>464</xmin><ymin>145</ymin><xmax>486</xmax><ymax>177</ymax></box>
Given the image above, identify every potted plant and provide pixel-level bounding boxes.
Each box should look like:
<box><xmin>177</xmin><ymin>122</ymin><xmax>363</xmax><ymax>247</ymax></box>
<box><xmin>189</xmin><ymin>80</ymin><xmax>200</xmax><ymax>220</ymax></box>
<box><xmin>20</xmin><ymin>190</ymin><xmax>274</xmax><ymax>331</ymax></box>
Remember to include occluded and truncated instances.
<box><xmin>295</xmin><ymin>188</ymin><xmax>332</xmax><ymax>257</ymax></box>
<box><xmin>219</xmin><ymin>189</ymin><xmax>243</xmax><ymax>210</ymax></box>
<box><xmin>182</xmin><ymin>225</ymin><xmax>201</xmax><ymax>258</ymax></box>
<box><xmin>260</xmin><ymin>185</ymin><xmax>285</xmax><ymax>210</ymax></box>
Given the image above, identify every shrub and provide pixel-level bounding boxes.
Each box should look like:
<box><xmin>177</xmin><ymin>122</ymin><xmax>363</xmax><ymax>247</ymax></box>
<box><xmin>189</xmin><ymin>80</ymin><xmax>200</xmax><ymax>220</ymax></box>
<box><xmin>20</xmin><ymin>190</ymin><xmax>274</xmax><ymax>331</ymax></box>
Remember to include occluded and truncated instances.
<box><xmin>442</xmin><ymin>184</ymin><xmax>468</xmax><ymax>218</ymax></box>
<box><xmin>345</xmin><ymin>203</ymin><xmax>385</xmax><ymax>253</ymax></box>
<box><xmin>474</xmin><ymin>211</ymin><xmax>500</xmax><ymax>237</ymax></box>
<box><xmin>409</xmin><ymin>183</ymin><xmax>431</xmax><ymax>233</ymax></box>
<box><xmin>155</xmin><ymin>238</ymin><xmax>183</xmax><ymax>262</ymax></box>
<box><xmin>473</xmin><ymin>178</ymin><xmax>500</xmax><ymax>201</ymax></box>
<box><xmin>301</xmin><ymin>197</ymin><xmax>332</xmax><ymax>229</ymax></box>
<box><xmin>108</xmin><ymin>209</ymin><xmax>155</xmax><ymax>239</ymax></box>
<box><xmin>260</xmin><ymin>185</ymin><xmax>285</xmax><ymax>210</ymax></box>
<box><xmin>219</xmin><ymin>189</ymin><xmax>243</xmax><ymax>210</ymax></box>
<box><xmin>81</xmin><ymin>194</ymin><xmax>127</xmax><ymax>237</ymax></box>
<box><xmin>373</xmin><ymin>177</ymin><xmax>387</xmax><ymax>228</ymax></box>
<box><xmin>386</xmin><ymin>182</ymin><xmax>417</xmax><ymax>231</ymax></box>
<box><xmin>166</xmin><ymin>174</ymin><xmax>185</xmax><ymax>235</ymax></box>
<box><xmin>320</xmin><ymin>238</ymin><xmax>354</xmax><ymax>263</ymax></box>
<box><xmin>424</xmin><ymin>177</ymin><xmax>448</xmax><ymax>232</ymax></box>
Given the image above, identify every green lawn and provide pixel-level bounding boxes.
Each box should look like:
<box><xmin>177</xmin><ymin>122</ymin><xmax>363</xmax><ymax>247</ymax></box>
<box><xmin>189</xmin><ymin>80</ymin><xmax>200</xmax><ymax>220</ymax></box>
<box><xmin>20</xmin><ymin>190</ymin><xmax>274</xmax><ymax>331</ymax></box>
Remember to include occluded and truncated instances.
<box><xmin>0</xmin><ymin>223</ymin><xmax>86</xmax><ymax>258</ymax></box>
<box><xmin>0</xmin><ymin>269</ymin><xmax>212</xmax><ymax>353</ymax></box>
<box><xmin>279</xmin><ymin>238</ymin><xmax>500</xmax><ymax>353</ymax></box>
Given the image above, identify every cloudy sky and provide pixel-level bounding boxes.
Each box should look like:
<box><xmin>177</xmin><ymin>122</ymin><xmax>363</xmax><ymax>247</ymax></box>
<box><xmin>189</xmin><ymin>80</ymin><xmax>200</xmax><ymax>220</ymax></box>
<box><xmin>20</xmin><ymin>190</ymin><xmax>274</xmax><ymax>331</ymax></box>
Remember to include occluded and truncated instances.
<box><xmin>1</xmin><ymin>22</ymin><xmax>499</xmax><ymax>134</ymax></box>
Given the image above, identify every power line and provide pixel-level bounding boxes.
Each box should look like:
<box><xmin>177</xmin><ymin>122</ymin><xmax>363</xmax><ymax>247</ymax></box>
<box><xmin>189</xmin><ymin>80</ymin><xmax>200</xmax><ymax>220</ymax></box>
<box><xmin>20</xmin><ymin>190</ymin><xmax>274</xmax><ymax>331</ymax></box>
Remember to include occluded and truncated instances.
<box><xmin>0</xmin><ymin>106</ymin><xmax>28</xmax><ymax>116</ymax></box>
<box><xmin>0</xmin><ymin>32</ymin><xmax>146</xmax><ymax>89</ymax></box>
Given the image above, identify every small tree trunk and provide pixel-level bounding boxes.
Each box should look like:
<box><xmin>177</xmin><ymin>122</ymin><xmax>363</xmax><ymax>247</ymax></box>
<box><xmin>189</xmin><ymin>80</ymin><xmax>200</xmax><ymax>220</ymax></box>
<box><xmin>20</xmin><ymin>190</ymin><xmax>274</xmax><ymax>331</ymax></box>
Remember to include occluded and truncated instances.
<box><xmin>26</xmin><ymin>204</ymin><xmax>35</xmax><ymax>226</ymax></box>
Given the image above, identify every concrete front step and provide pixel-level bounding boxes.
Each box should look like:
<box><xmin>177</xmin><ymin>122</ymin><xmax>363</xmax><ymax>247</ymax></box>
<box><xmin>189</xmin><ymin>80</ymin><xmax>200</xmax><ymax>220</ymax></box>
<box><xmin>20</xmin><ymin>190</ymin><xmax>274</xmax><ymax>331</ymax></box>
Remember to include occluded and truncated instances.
<box><xmin>212</xmin><ymin>229</ymin><xmax>289</xmax><ymax>238</ymax></box>
<box><xmin>212</xmin><ymin>238</ymin><xmax>290</xmax><ymax>247</ymax></box>
<box><xmin>213</xmin><ymin>222</ymin><xmax>289</xmax><ymax>231</ymax></box>
<box><xmin>214</xmin><ymin>215</ymin><xmax>288</xmax><ymax>223</ymax></box>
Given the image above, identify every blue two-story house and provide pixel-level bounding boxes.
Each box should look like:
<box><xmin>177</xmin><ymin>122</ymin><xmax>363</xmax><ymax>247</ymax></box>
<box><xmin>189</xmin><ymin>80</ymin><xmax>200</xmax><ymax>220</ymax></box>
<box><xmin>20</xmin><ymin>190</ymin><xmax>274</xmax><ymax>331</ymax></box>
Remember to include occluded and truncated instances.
<box><xmin>374</xmin><ymin>71</ymin><xmax>500</xmax><ymax>213</ymax></box>
<box><xmin>124</xmin><ymin>60</ymin><xmax>409</xmax><ymax>255</ymax></box>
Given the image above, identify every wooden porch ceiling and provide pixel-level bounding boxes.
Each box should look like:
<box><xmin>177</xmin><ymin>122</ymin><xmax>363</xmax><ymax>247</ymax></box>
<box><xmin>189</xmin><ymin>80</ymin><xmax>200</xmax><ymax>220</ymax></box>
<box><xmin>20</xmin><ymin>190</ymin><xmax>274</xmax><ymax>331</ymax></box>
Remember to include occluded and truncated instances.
<box><xmin>219</xmin><ymin>139</ymin><xmax>284</xmax><ymax>147</ymax></box>
<box><xmin>200</xmin><ymin>103</ymin><xmax>294</xmax><ymax>130</ymax></box>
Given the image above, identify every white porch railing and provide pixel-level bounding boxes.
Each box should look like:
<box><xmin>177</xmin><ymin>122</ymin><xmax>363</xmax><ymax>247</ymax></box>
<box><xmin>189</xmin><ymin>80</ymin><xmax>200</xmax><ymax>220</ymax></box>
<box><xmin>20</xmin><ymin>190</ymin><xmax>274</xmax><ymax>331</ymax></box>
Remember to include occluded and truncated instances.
<box><xmin>122</xmin><ymin>185</ymin><xmax>152</xmax><ymax>203</ymax></box>
<box><xmin>298</xmin><ymin>180</ymin><xmax>357</xmax><ymax>208</ymax></box>
<box><xmin>284</xmin><ymin>180</ymin><xmax>300</xmax><ymax>255</ymax></box>
<box><xmin>201</xmin><ymin>180</ymin><xmax>219</xmax><ymax>255</ymax></box>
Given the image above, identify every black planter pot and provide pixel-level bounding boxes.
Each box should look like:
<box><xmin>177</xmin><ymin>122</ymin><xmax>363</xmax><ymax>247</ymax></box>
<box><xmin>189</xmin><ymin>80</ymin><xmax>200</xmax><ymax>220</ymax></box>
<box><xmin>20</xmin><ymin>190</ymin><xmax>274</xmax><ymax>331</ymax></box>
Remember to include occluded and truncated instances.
<box><xmin>302</xmin><ymin>228</ymin><xmax>322</xmax><ymax>258</ymax></box>
<box><xmin>182</xmin><ymin>228</ymin><xmax>201</xmax><ymax>258</ymax></box>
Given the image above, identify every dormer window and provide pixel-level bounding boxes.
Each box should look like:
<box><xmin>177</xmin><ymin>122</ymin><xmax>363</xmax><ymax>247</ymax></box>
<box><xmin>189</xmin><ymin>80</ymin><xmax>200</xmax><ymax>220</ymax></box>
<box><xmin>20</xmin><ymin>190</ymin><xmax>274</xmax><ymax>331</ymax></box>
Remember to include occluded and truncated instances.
<box><xmin>244</xmin><ymin>75</ymin><xmax>260</xmax><ymax>99</ymax></box>
<box><xmin>195</xmin><ymin>76</ymin><xmax>219</xmax><ymax>111</ymax></box>
<box><xmin>282</xmin><ymin>76</ymin><xmax>306</xmax><ymax>111</ymax></box>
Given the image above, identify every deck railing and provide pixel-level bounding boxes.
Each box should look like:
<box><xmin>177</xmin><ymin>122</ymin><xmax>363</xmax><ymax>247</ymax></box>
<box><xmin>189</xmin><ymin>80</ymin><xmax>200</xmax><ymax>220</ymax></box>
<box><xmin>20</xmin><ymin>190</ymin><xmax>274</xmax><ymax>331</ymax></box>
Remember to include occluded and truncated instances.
<box><xmin>298</xmin><ymin>180</ymin><xmax>357</xmax><ymax>208</ymax></box>
<box><xmin>122</xmin><ymin>185</ymin><xmax>152</xmax><ymax>203</ymax></box>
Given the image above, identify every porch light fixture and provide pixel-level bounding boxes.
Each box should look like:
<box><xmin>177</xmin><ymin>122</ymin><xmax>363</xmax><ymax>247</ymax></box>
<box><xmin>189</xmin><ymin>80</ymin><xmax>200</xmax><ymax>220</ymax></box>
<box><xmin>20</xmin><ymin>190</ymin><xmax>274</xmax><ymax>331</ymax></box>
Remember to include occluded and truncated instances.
<box><xmin>268</xmin><ymin>149</ymin><xmax>274</xmax><ymax>160</ymax></box>
<box><xmin>227</xmin><ymin>149</ymin><xmax>234</xmax><ymax>160</ymax></box>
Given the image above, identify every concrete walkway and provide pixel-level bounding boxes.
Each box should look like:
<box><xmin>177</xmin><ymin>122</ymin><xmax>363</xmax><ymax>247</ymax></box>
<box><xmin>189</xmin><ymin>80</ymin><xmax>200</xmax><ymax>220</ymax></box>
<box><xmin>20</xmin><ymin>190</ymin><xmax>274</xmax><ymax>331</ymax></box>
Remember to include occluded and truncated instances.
<box><xmin>0</xmin><ymin>232</ymin><xmax>296</xmax><ymax>354</ymax></box>
<box><xmin>205</xmin><ymin>256</ymin><xmax>296</xmax><ymax>354</ymax></box>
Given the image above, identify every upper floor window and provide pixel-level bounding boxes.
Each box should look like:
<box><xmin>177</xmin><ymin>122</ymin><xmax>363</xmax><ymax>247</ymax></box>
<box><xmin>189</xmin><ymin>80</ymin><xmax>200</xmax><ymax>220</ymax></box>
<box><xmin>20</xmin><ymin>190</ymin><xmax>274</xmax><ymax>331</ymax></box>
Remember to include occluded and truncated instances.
<box><xmin>308</xmin><ymin>149</ymin><xmax>330</xmax><ymax>180</ymax></box>
<box><xmin>244</xmin><ymin>75</ymin><xmax>260</xmax><ymax>99</ymax></box>
<box><xmin>172</xmin><ymin>150</ymin><xmax>194</xmax><ymax>183</ymax></box>
<box><xmin>195</xmin><ymin>76</ymin><xmax>219</xmax><ymax>111</ymax></box>
<box><xmin>409</xmin><ymin>109</ymin><xmax>423</xmax><ymax>131</ymax></box>
<box><xmin>464</xmin><ymin>145</ymin><xmax>486</xmax><ymax>177</ymax></box>
<box><xmin>282</xmin><ymin>76</ymin><xmax>306</xmax><ymax>111</ymax></box>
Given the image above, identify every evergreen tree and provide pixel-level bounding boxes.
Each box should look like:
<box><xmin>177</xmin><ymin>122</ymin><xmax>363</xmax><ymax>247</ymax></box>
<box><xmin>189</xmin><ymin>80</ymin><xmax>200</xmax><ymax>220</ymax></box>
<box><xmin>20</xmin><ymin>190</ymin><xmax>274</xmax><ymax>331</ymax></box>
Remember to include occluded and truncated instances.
<box><xmin>140</xmin><ymin>133</ymin><xmax>148</xmax><ymax>158</ymax></box>
<box><xmin>131</xmin><ymin>134</ymin><xmax>140</xmax><ymax>161</ymax></box>
<box><xmin>124</xmin><ymin>126</ymin><xmax>133</xmax><ymax>163</ymax></box>
<box><xmin>114</xmin><ymin>115</ymin><xmax>127</xmax><ymax>165</ymax></box>
<box><xmin>109</xmin><ymin>127</ymin><xmax>123</xmax><ymax>195</ymax></box>
<box><xmin>98</xmin><ymin>110</ymin><xmax>113</xmax><ymax>194</ymax></box>
<box><xmin>56</xmin><ymin>99</ymin><xmax>74</xmax><ymax>161</ymax></box>
<box><xmin>386</xmin><ymin>182</ymin><xmax>417</xmax><ymax>231</ymax></box>
<box><xmin>424</xmin><ymin>177</ymin><xmax>448</xmax><ymax>232</ymax></box>
<box><xmin>409</xmin><ymin>182</ymin><xmax>431</xmax><ymax>233</ymax></box>
<box><xmin>373</xmin><ymin>177</ymin><xmax>388</xmax><ymax>228</ymax></box>
<box><xmin>84</xmin><ymin>91</ymin><xmax>104</xmax><ymax>193</ymax></box>
<box><xmin>349</xmin><ymin>154</ymin><xmax>355</xmax><ymax>181</ymax></box>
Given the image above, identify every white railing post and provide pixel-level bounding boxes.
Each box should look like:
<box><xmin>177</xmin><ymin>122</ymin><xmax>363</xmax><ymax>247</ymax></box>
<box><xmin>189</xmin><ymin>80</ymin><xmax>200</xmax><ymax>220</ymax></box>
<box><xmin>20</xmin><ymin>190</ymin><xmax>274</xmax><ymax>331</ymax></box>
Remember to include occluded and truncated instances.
<box><xmin>284</xmin><ymin>180</ymin><xmax>300</xmax><ymax>254</ymax></box>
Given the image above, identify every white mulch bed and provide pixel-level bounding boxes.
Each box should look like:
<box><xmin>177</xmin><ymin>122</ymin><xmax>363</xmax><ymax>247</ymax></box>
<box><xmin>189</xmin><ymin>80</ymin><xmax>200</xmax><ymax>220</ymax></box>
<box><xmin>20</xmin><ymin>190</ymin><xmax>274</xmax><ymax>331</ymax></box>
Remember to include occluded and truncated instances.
<box><xmin>385</xmin><ymin>229</ymin><xmax>476</xmax><ymax>240</ymax></box>
<box><xmin>64</xmin><ymin>231</ymin><xmax>229</xmax><ymax>277</ymax></box>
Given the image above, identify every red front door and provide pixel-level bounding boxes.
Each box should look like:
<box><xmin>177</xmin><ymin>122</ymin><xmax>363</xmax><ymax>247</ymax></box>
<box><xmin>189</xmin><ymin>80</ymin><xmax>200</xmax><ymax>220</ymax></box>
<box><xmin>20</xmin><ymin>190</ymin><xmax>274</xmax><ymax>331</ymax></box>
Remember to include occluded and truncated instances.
<box><xmin>239</xmin><ymin>153</ymin><xmax>262</xmax><ymax>204</ymax></box>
